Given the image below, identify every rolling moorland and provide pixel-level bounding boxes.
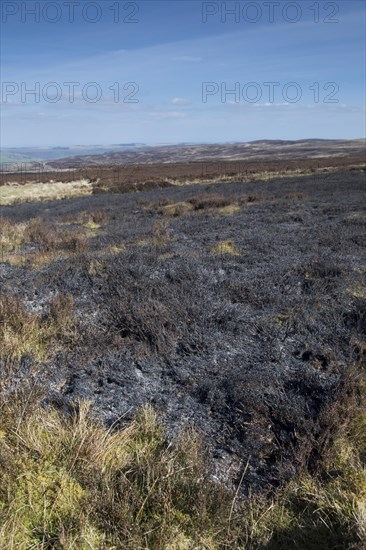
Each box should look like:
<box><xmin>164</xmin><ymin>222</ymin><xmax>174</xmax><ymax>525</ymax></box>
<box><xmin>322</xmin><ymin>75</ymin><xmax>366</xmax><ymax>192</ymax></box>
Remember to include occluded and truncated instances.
<box><xmin>44</xmin><ymin>138</ymin><xmax>366</xmax><ymax>167</ymax></box>
<box><xmin>1</xmin><ymin>139</ymin><xmax>365</xmax><ymax>171</ymax></box>
<box><xmin>0</xmin><ymin>145</ymin><xmax>366</xmax><ymax>548</ymax></box>
<box><xmin>0</xmin><ymin>144</ymin><xmax>155</xmax><ymax>169</ymax></box>
<box><xmin>1</xmin><ymin>139</ymin><xmax>365</xmax><ymax>208</ymax></box>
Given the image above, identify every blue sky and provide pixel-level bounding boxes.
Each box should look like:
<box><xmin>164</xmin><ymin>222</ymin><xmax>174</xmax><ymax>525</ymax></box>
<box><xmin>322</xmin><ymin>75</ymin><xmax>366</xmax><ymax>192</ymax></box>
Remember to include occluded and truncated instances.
<box><xmin>1</xmin><ymin>0</ymin><xmax>365</xmax><ymax>146</ymax></box>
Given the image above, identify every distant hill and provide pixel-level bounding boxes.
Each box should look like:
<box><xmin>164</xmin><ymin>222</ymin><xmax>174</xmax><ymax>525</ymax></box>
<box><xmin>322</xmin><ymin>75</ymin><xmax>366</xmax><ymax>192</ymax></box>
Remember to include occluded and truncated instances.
<box><xmin>45</xmin><ymin>139</ymin><xmax>366</xmax><ymax>169</ymax></box>
<box><xmin>0</xmin><ymin>144</ymin><xmax>154</xmax><ymax>169</ymax></box>
<box><xmin>1</xmin><ymin>139</ymin><xmax>365</xmax><ymax>171</ymax></box>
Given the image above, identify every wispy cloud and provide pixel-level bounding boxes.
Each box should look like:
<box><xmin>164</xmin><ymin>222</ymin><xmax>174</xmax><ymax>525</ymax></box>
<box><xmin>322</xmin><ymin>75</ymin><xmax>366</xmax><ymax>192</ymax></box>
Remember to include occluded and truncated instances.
<box><xmin>171</xmin><ymin>97</ymin><xmax>191</xmax><ymax>105</ymax></box>
<box><xmin>149</xmin><ymin>111</ymin><xmax>186</xmax><ymax>119</ymax></box>
<box><xmin>253</xmin><ymin>102</ymin><xmax>291</xmax><ymax>108</ymax></box>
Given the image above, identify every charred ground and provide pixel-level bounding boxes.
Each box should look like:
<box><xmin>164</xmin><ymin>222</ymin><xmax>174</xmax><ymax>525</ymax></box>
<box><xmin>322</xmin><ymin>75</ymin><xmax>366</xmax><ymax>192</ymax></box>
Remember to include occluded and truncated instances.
<box><xmin>1</xmin><ymin>169</ymin><xmax>365</xmax><ymax>495</ymax></box>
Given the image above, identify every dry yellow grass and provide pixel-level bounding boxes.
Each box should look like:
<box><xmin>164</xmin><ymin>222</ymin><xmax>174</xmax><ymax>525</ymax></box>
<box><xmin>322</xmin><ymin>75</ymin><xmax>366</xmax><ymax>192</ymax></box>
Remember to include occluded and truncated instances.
<box><xmin>0</xmin><ymin>179</ymin><xmax>93</xmax><ymax>206</ymax></box>
<box><xmin>211</xmin><ymin>240</ymin><xmax>240</xmax><ymax>256</ymax></box>
<box><xmin>162</xmin><ymin>166</ymin><xmax>354</xmax><ymax>187</ymax></box>
<box><xmin>99</xmin><ymin>244</ymin><xmax>126</xmax><ymax>256</ymax></box>
<box><xmin>133</xmin><ymin>238</ymin><xmax>150</xmax><ymax>247</ymax></box>
<box><xmin>61</xmin><ymin>209</ymin><xmax>110</xmax><ymax>230</ymax></box>
<box><xmin>0</xmin><ymin>217</ymin><xmax>90</xmax><ymax>268</ymax></box>
<box><xmin>161</xmin><ymin>201</ymin><xmax>194</xmax><ymax>217</ymax></box>
<box><xmin>218</xmin><ymin>204</ymin><xmax>241</xmax><ymax>215</ymax></box>
<box><xmin>159</xmin><ymin>252</ymin><xmax>176</xmax><ymax>260</ymax></box>
<box><xmin>1</xmin><ymin>249</ymin><xmax>71</xmax><ymax>268</ymax></box>
<box><xmin>0</xmin><ymin>218</ymin><xmax>27</xmax><ymax>253</ymax></box>
<box><xmin>0</xmin><ymin>293</ymin><xmax>76</xmax><ymax>364</ymax></box>
<box><xmin>348</xmin><ymin>283</ymin><xmax>366</xmax><ymax>299</ymax></box>
<box><xmin>152</xmin><ymin>219</ymin><xmax>171</xmax><ymax>246</ymax></box>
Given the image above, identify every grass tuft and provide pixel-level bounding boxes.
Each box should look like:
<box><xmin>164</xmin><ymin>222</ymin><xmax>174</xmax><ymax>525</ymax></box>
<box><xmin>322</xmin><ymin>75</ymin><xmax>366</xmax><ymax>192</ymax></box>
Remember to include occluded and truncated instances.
<box><xmin>0</xmin><ymin>217</ymin><xmax>90</xmax><ymax>267</ymax></box>
<box><xmin>0</xmin><ymin>371</ymin><xmax>365</xmax><ymax>549</ymax></box>
<box><xmin>0</xmin><ymin>292</ymin><xmax>77</xmax><ymax>364</ymax></box>
<box><xmin>211</xmin><ymin>240</ymin><xmax>240</xmax><ymax>256</ymax></box>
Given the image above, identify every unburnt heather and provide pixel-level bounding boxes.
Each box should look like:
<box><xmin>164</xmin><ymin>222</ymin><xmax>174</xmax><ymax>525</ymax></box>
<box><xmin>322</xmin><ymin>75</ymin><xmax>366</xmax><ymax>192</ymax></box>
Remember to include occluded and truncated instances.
<box><xmin>0</xmin><ymin>169</ymin><xmax>366</xmax><ymax>547</ymax></box>
<box><xmin>1</xmin><ymin>155</ymin><xmax>365</xmax><ymax>203</ymax></box>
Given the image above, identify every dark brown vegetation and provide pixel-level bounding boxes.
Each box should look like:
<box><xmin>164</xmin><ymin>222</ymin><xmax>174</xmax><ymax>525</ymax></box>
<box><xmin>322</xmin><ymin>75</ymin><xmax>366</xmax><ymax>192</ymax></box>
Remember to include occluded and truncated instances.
<box><xmin>1</xmin><ymin>154</ymin><xmax>365</xmax><ymax>191</ymax></box>
<box><xmin>0</xmin><ymin>168</ymin><xmax>365</xmax><ymax>548</ymax></box>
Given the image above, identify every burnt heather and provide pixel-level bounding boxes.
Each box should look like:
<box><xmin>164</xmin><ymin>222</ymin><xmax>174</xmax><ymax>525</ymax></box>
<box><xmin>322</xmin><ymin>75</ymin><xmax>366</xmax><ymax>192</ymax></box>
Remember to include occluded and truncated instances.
<box><xmin>1</xmin><ymin>169</ymin><xmax>365</xmax><ymax>493</ymax></box>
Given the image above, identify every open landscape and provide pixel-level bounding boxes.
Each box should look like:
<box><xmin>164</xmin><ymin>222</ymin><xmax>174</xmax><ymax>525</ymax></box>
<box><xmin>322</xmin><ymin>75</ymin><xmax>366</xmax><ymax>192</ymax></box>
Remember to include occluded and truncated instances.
<box><xmin>1</xmin><ymin>139</ymin><xmax>365</xmax><ymax>207</ymax></box>
<box><xmin>1</xmin><ymin>150</ymin><xmax>365</xmax><ymax>547</ymax></box>
<box><xmin>2</xmin><ymin>0</ymin><xmax>365</xmax><ymax>547</ymax></box>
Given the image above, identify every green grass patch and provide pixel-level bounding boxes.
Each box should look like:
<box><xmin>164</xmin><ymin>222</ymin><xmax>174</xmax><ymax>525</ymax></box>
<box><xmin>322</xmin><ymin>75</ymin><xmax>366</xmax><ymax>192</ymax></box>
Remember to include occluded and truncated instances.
<box><xmin>0</xmin><ymin>370</ymin><xmax>365</xmax><ymax>549</ymax></box>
